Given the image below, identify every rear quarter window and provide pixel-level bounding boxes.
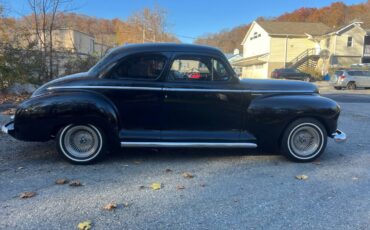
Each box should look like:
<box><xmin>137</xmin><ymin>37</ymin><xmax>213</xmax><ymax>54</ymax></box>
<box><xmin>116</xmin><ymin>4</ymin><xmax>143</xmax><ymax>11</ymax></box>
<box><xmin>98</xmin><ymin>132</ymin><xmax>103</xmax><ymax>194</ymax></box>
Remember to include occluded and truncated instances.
<box><xmin>335</xmin><ymin>71</ymin><xmax>343</xmax><ymax>76</ymax></box>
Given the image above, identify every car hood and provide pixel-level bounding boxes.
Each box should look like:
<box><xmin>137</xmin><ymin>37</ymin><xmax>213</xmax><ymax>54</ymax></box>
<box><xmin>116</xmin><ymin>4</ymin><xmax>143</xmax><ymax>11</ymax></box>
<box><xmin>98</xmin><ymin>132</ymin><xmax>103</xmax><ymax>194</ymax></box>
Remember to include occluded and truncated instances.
<box><xmin>239</xmin><ymin>78</ymin><xmax>319</xmax><ymax>93</ymax></box>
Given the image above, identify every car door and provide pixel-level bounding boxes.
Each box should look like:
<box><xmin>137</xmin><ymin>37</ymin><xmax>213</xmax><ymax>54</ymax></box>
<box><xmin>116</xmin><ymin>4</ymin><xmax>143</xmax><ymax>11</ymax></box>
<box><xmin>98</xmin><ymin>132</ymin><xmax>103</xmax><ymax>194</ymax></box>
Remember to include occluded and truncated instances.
<box><xmin>102</xmin><ymin>52</ymin><xmax>168</xmax><ymax>141</ymax></box>
<box><xmin>350</xmin><ymin>70</ymin><xmax>364</xmax><ymax>87</ymax></box>
<box><xmin>162</xmin><ymin>53</ymin><xmax>244</xmax><ymax>142</ymax></box>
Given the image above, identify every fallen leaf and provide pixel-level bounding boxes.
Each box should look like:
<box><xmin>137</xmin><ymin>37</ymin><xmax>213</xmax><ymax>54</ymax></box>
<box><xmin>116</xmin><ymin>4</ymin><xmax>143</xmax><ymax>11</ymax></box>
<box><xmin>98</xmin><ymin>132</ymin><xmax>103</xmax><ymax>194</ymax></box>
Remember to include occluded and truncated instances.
<box><xmin>150</xmin><ymin>182</ymin><xmax>162</xmax><ymax>190</ymax></box>
<box><xmin>295</xmin><ymin>175</ymin><xmax>309</xmax><ymax>180</ymax></box>
<box><xmin>55</xmin><ymin>179</ymin><xmax>68</xmax><ymax>185</ymax></box>
<box><xmin>123</xmin><ymin>202</ymin><xmax>130</xmax><ymax>208</ymax></box>
<box><xmin>165</xmin><ymin>168</ymin><xmax>173</xmax><ymax>173</ymax></box>
<box><xmin>103</xmin><ymin>202</ymin><xmax>117</xmax><ymax>211</ymax></box>
<box><xmin>176</xmin><ymin>185</ymin><xmax>185</xmax><ymax>190</ymax></box>
<box><xmin>78</xmin><ymin>220</ymin><xmax>92</xmax><ymax>230</ymax></box>
<box><xmin>20</xmin><ymin>192</ymin><xmax>36</xmax><ymax>199</ymax></box>
<box><xmin>182</xmin><ymin>172</ymin><xmax>194</xmax><ymax>179</ymax></box>
<box><xmin>69</xmin><ymin>180</ymin><xmax>82</xmax><ymax>187</ymax></box>
<box><xmin>139</xmin><ymin>185</ymin><xmax>146</xmax><ymax>190</ymax></box>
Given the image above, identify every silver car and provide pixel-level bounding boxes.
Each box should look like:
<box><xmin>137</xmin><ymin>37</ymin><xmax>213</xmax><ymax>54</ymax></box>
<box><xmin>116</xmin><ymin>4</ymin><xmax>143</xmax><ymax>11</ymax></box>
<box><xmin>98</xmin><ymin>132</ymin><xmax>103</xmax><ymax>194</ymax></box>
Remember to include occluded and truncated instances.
<box><xmin>333</xmin><ymin>69</ymin><xmax>370</xmax><ymax>90</ymax></box>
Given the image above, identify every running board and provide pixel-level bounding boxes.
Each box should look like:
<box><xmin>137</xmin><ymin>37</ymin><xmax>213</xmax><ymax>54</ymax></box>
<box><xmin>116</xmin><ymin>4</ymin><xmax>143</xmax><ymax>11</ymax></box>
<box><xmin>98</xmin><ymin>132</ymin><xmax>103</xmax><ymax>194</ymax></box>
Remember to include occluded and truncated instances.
<box><xmin>120</xmin><ymin>142</ymin><xmax>257</xmax><ymax>148</ymax></box>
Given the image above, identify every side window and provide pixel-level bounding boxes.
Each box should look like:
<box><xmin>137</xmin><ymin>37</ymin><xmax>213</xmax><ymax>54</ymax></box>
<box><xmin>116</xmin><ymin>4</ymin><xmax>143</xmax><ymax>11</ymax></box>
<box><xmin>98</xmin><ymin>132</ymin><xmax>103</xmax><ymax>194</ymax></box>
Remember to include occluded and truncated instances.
<box><xmin>168</xmin><ymin>56</ymin><xmax>230</xmax><ymax>82</ymax></box>
<box><xmin>110</xmin><ymin>54</ymin><xmax>166</xmax><ymax>80</ymax></box>
<box><xmin>363</xmin><ymin>71</ymin><xmax>370</xmax><ymax>77</ymax></box>
<box><xmin>212</xmin><ymin>59</ymin><xmax>229</xmax><ymax>81</ymax></box>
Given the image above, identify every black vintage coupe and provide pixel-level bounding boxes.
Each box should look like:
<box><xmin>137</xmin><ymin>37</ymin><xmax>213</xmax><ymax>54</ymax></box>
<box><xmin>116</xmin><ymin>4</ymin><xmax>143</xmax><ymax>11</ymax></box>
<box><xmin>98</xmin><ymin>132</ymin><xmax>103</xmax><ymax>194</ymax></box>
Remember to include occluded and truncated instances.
<box><xmin>1</xmin><ymin>44</ymin><xmax>346</xmax><ymax>164</ymax></box>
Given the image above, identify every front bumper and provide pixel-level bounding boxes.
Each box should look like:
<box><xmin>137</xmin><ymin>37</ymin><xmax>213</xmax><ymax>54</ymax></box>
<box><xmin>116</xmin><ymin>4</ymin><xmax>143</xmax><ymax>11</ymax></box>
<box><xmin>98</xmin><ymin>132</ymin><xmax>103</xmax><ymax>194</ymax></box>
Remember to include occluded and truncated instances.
<box><xmin>331</xmin><ymin>129</ymin><xmax>346</xmax><ymax>142</ymax></box>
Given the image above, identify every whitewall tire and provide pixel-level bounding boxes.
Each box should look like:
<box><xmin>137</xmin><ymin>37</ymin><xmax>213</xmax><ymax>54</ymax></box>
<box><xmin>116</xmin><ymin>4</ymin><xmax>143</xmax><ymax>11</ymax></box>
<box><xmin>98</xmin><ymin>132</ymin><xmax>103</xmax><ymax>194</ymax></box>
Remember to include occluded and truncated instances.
<box><xmin>57</xmin><ymin>124</ymin><xmax>107</xmax><ymax>164</ymax></box>
<box><xmin>281</xmin><ymin>118</ymin><xmax>327</xmax><ymax>162</ymax></box>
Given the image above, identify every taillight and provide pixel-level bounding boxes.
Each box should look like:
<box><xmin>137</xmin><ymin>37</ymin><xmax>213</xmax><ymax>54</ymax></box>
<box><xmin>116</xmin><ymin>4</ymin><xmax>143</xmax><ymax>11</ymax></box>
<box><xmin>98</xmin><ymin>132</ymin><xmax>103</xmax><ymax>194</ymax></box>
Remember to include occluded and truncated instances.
<box><xmin>339</xmin><ymin>75</ymin><xmax>346</xmax><ymax>80</ymax></box>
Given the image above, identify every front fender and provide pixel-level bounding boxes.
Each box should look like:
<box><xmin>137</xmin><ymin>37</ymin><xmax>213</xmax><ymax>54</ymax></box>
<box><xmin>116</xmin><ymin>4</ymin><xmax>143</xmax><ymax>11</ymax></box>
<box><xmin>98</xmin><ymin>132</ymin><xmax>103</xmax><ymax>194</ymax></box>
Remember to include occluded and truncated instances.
<box><xmin>246</xmin><ymin>94</ymin><xmax>340</xmax><ymax>151</ymax></box>
<box><xmin>13</xmin><ymin>91</ymin><xmax>119</xmax><ymax>141</ymax></box>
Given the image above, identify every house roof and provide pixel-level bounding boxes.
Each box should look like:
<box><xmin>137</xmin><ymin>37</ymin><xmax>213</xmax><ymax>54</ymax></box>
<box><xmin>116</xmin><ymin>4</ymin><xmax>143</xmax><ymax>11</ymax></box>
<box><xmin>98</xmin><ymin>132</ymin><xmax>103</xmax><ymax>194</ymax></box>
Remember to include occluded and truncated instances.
<box><xmin>325</xmin><ymin>21</ymin><xmax>366</xmax><ymax>35</ymax></box>
<box><xmin>257</xmin><ymin>21</ymin><xmax>330</xmax><ymax>36</ymax></box>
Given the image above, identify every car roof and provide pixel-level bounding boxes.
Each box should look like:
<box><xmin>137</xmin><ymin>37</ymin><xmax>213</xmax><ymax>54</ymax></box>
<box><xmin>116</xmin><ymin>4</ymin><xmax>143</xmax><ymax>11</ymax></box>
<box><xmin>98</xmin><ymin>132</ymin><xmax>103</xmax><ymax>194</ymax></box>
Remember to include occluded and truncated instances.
<box><xmin>108</xmin><ymin>43</ymin><xmax>223</xmax><ymax>56</ymax></box>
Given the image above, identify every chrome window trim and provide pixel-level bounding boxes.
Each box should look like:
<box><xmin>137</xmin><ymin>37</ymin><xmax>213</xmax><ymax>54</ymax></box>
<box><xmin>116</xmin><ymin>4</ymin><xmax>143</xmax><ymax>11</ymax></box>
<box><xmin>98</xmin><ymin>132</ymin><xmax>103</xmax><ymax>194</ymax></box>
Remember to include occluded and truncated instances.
<box><xmin>121</xmin><ymin>141</ymin><xmax>257</xmax><ymax>148</ymax></box>
<box><xmin>47</xmin><ymin>86</ymin><xmax>313</xmax><ymax>94</ymax></box>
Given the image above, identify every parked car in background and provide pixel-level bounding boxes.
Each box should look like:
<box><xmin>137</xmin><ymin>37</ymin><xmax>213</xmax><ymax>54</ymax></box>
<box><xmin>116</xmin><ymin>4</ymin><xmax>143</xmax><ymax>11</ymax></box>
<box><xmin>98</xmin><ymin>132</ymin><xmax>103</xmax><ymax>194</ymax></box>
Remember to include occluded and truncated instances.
<box><xmin>271</xmin><ymin>68</ymin><xmax>312</xmax><ymax>82</ymax></box>
<box><xmin>333</xmin><ymin>69</ymin><xmax>370</xmax><ymax>90</ymax></box>
<box><xmin>2</xmin><ymin>44</ymin><xmax>346</xmax><ymax>164</ymax></box>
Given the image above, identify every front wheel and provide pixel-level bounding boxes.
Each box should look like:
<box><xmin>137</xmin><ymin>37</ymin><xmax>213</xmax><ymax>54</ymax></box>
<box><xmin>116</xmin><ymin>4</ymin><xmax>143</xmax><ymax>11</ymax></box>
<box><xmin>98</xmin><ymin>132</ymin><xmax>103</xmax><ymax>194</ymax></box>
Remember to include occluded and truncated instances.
<box><xmin>57</xmin><ymin>124</ymin><xmax>107</xmax><ymax>164</ymax></box>
<box><xmin>280</xmin><ymin>118</ymin><xmax>327</xmax><ymax>162</ymax></box>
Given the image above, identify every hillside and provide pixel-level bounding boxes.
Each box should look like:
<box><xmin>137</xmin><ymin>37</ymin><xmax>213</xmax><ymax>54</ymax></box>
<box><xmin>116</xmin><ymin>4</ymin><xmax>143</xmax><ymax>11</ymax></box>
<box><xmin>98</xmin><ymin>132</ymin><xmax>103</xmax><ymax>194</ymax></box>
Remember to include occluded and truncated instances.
<box><xmin>194</xmin><ymin>1</ymin><xmax>370</xmax><ymax>53</ymax></box>
<box><xmin>3</xmin><ymin>9</ymin><xmax>180</xmax><ymax>47</ymax></box>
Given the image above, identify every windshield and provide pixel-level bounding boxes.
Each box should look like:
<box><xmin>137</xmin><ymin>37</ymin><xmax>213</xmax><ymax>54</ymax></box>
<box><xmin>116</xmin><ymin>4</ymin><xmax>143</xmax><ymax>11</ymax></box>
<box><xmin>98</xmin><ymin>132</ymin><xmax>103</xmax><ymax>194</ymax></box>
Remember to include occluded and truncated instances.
<box><xmin>88</xmin><ymin>49</ymin><xmax>115</xmax><ymax>76</ymax></box>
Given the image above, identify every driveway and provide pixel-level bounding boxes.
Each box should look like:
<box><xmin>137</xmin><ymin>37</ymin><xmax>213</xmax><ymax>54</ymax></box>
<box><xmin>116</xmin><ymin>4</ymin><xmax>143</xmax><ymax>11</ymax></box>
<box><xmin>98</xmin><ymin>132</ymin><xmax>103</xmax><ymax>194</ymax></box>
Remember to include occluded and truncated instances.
<box><xmin>0</xmin><ymin>95</ymin><xmax>370</xmax><ymax>229</ymax></box>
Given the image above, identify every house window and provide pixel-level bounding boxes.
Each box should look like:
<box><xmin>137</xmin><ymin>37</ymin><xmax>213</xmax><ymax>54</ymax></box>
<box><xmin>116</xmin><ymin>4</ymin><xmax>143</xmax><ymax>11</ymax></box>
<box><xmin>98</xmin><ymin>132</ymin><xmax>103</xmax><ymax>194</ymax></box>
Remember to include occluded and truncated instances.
<box><xmin>347</xmin><ymin>36</ymin><xmax>353</xmax><ymax>47</ymax></box>
<box><xmin>326</xmin><ymin>37</ymin><xmax>331</xmax><ymax>48</ymax></box>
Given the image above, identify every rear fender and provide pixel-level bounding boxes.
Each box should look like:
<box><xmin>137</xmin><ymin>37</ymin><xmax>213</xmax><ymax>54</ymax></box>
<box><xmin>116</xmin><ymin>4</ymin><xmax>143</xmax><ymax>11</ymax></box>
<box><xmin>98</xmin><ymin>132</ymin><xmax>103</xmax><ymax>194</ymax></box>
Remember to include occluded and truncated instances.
<box><xmin>14</xmin><ymin>91</ymin><xmax>119</xmax><ymax>142</ymax></box>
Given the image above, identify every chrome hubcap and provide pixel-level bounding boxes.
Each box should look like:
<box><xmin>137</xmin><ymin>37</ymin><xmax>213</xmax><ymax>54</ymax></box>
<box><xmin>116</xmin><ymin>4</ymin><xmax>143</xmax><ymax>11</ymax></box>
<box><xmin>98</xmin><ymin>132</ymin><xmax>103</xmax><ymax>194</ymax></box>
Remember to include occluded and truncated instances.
<box><xmin>289</xmin><ymin>125</ymin><xmax>321</xmax><ymax>157</ymax></box>
<box><xmin>63</xmin><ymin>125</ymin><xmax>100</xmax><ymax>158</ymax></box>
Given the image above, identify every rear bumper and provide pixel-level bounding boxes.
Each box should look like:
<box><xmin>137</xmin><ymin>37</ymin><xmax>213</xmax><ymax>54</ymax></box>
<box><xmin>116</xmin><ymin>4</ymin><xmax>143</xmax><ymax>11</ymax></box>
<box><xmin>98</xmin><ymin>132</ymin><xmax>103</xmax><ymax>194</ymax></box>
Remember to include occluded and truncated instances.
<box><xmin>331</xmin><ymin>129</ymin><xmax>346</xmax><ymax>142</ymax></box>
<box><xmin>1</xmin><ymin>121</ymin><xmax>15</xmax><ymax>136</ymax></box>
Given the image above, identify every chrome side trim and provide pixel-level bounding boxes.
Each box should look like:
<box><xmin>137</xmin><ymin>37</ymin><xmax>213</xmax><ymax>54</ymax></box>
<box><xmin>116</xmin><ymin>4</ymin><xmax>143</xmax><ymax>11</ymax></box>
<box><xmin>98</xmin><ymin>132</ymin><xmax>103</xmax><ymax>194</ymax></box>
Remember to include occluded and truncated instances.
<box><xmin>47</xmin><ymin>86</ymin><xmax>162</xmax><ymax>91</ymax></box>
<box><xmin>332</xmin><ymin>129</ymin><xmax>347</xmax><ymax>142</ymax></box>
<box><xmin>120</xmin><ymin>141</ymin><xmax>257</xmax><ymax>148</ymax></box>
<box><xmin>251</xmin><ymin>90</ymin><xmax>314</xmax><ymax>94</ymax></box>
<box><xmin>163</xmin><ymin>88</ymin><xmax>249</xmax><ymax>93</ymax></box>
<box><xmin>1</xmin><ymin>125</ymin><xmax>8</xmax><ymax>134</ymax></box>
<box><xmin>47</xmin><ymin>85</ymin><xmax>314</xmax><ymax>94</ymax></box>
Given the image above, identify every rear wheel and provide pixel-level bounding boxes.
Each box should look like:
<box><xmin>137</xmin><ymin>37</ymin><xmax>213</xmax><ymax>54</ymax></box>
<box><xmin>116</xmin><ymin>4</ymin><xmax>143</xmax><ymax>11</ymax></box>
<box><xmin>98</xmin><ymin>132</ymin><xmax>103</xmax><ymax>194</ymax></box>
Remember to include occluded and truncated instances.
<box><xmin>334</xmin><ymin>86</ymin><xmax>342</xmax><ymax>90</ymax></box>
<box><xmin>280</xmin><ymin>118</ymin><xmax>327</xmax><ymax>162</ymax></box>
<box><xmin>57</xmin><ymin>124</ymin><xmax>107</xmax><ymax>164</ymax></box>
<box><xmin>347</xmin><ymin>82</ymin><xmax>356</xmax><ymax>90</ymax></box>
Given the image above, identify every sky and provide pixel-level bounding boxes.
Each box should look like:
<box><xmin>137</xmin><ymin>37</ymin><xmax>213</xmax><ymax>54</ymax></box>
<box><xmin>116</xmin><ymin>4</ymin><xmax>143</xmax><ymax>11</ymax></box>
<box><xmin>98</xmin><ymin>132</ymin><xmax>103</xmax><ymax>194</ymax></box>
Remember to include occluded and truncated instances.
<box><xmin>4</xmin><ymin>0</ymin><xmax>368</xmax><ymax>43</ymax></box>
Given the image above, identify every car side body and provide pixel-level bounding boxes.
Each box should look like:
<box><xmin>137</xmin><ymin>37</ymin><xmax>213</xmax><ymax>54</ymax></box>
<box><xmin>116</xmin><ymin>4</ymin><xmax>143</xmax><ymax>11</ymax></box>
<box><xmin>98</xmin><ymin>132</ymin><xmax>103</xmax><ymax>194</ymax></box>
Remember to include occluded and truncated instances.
<box><xmin>2</xmin><ymin>43</ymin><xmax>346</xmax><ymax>163</ymax></box>
<box><xmin>271</xmin><ymin>68</ymin><xmax>312</xmax><ymax>82</ymax></box>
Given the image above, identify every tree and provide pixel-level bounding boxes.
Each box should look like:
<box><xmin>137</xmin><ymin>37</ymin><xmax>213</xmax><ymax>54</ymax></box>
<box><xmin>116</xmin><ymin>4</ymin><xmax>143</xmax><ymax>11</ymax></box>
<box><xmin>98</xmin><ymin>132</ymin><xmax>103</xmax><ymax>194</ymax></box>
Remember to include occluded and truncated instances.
<box><xmin>115</xmin><ymin>6</ymin><xmax>179</xmax><ymax>45</ymax></box>
<box><xmin>27</xmin><ymin>0</ymin><xmax>73</xmax><ymax>80</ymax></box>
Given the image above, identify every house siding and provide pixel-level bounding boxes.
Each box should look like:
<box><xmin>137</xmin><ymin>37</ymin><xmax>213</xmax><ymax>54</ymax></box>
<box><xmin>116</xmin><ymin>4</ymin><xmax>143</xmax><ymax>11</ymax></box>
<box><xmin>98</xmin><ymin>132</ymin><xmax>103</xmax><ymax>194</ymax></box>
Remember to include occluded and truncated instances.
<box><xmin>243</xmin><ymin>23</ymin><xmax>270</xmax><ymax>58</ymax></box>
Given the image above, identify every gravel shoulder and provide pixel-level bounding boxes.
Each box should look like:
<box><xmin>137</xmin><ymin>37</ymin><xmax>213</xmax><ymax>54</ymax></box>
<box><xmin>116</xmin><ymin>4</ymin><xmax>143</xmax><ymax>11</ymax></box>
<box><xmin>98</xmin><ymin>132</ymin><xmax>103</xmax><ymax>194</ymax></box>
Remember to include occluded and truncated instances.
<box><xmin>0</xmin><ymin>101</ymin><xmax>370</xmax><ymax>229</ymax></box>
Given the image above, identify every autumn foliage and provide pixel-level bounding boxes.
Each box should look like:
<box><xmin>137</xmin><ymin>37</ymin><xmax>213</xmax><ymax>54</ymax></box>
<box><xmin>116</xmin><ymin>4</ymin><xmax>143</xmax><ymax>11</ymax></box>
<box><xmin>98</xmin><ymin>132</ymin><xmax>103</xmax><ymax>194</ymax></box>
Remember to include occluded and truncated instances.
<box><xmin>195</xmin><ymin>1</ymin><xmax>370</xmax><ymax>53</ymax></box>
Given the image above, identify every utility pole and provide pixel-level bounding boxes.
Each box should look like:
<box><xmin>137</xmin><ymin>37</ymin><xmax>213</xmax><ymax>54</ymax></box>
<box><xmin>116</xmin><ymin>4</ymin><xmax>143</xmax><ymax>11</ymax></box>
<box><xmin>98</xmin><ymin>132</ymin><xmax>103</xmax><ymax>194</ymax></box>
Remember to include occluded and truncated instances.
<box><xmin>142</xmin><ymin>24</ymin><xmax>145</xmax><ymax>43</ymax></box>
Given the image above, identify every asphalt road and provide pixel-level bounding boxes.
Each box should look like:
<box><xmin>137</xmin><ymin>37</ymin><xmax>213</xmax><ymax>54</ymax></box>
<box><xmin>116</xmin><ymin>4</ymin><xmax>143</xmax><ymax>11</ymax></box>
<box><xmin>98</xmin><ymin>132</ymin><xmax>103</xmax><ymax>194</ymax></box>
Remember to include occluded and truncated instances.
<box><xmin>0</xmin><ymin>94</ymin><xmax>370</xmax><ymax>229</ymax></box>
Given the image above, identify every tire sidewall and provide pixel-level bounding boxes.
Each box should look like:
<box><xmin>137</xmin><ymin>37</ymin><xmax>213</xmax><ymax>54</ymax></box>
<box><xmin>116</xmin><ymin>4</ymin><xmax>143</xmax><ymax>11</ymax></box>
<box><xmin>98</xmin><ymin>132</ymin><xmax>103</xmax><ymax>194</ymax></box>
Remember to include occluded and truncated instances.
<box><xmin>57</xmin><ymin>124</ymin><xmax>106</xmax><ymax>164</ymax></box>
<box><xmin>281</xmin><ymin>118</ymin><xmax>327</xmax><ymax>162</ymax></box>
<box><xmin>348</xmin><ymin>82</ymin><xmax>356</xmax><ymax>90</ymax></box>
